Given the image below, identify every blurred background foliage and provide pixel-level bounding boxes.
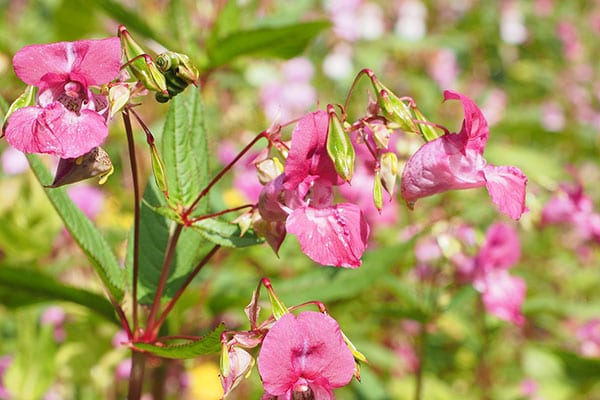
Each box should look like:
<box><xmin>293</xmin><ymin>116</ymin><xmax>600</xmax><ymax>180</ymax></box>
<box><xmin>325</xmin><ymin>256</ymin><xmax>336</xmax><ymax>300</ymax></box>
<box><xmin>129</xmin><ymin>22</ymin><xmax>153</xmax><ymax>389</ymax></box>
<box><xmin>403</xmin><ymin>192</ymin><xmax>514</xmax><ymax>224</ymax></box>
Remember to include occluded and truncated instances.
<box><xmin>1</xmin><ymin>0</ymin><xmax>600</xmax><ymax>399</ymax></box>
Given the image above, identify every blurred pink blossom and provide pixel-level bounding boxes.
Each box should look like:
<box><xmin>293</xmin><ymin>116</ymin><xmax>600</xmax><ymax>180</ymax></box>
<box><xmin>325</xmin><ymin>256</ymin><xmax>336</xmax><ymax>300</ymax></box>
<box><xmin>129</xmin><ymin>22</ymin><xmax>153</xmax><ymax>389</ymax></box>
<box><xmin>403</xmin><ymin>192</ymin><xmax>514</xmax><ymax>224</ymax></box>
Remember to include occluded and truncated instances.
<box><xmin>395</xmin><ymin>0</ymin><xmax>427</xmax><ymax>40</ymax></box>
<box><xmin>66</xmin><ymin>185</ymin><xmax>105</xmax><ymax>220</ymax></box>
<box><xmin>576</xmin><ymin>319</ymin><xmax>600</xmax><ymax>357</ymax></box>
<box><xmin>500</xmin><ymin>1</ymin><xmax>528</xmax><ymax>44</ymax></box>
<box><xmin>4</xmin><ymin>38</ymin><xmax>121</xmax><ymax>158</ymax></box>
<box><xmin>217</xmin><ymin>140</ymin><xmax>263</xmax><ymax>203</ymax></box>
<box><xmin>1</xmin><ymin>147</ymin><xmax>29</xmax><ymax>175</ymax></box>
<box><xmin>0</xmin><ymin>356</ymin><xmax>12</xmax><ymax>400</ymax></box>
<box><xmin>40</xmin><ymin>305</ymin><xmax>66</xmax><ymax>342</ymax></box>
<box><xmin>401</xmin><ymin>90</ymin><xmax>528</xmax><ymax>220</ymax></box>
<box><xmin>257</xmin><ymin>312</ymin><xmax>355</xmax><ymax>399</ymax></box>
<box><xmin>540</xmin><ymin>101</ymin><xmax>565</xmax><ymax>132</ymax></box>
<box><xmin>323</xmin><ymin>43</ymin><xmax>355</xmax><ymax>81</ymax></box>
<box><xmin>557</xmin><ymin>21</ymin><xmax>582</xmax><ymax>61</ymax></box>
<box><xmin>427</xmin><ymin>48</ymin><xmax>459</xmax><ymax>90</ymax></box>
<box><xmin>260</xmin><ymin>58</ymin><xmax>316</xmax><ymax>122</ymax></box>
<box><xmin>520</xmin><ymin>377</ymin><xmax>544</xmax><ymax>400</ymax></box>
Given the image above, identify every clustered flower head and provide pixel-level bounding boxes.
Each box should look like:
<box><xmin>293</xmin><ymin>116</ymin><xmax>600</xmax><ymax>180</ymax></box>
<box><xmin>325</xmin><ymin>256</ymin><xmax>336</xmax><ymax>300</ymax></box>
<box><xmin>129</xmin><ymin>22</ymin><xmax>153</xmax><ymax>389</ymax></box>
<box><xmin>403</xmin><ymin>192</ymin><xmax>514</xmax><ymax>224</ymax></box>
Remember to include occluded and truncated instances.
<box><xmin>4</xmin><ymin>37</ymin><xmax>121</xmax><ymax>159</ymax></box>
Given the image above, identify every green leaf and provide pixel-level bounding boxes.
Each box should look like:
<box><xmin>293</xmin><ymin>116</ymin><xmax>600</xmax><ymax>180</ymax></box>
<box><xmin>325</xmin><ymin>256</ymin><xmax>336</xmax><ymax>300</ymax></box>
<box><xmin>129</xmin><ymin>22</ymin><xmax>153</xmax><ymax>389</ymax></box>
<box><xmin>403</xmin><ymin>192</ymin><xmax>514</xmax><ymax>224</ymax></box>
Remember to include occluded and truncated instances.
<box><xmin>192</xmin><ymin>218</ymin><xmax>264</xmax><ymax>248</ymax></box>
<box><xmin>206</xmin><ymin>0</ymin><xmax>241</xmax><ymax>51</ymax></box>
<box><xmin>0</xmin><ymin>266</ymin><xmax>118</xmax><ymax>324</ymax></box>
<box><xmin>134</xmin><ymin>323</ymin><xmax>225</xmax><ymax>359</ymax></box>
<box><xmin>161</xmin><ymin>86</ymin><xmax>209</xmax><ymax>210</ymax></box>
<box><xmin>127</xmin><ymin>180</ymin><xmax>211</xmax><ymax>304</ymax></box>
<box><xmin>206</xmin><ymin>21</ymin><xmax>330</xmax><ymax>68</ymax></box>
<box><xmin>27</xmin><ymin>155</ymin><xmax>126</xmax><ymax>302</ymax></box>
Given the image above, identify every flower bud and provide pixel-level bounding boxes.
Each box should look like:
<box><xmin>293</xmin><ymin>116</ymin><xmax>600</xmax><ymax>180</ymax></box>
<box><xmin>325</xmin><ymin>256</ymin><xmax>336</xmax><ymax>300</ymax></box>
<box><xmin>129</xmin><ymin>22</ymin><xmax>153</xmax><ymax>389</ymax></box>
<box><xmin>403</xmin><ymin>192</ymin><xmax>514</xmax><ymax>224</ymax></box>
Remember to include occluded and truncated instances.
<box><xmin>373</xmin><ymin>171</ymin><xmax>384</xmax><ymax>212</ymax></box>
<box><xmin>48</xmin><ymin>147</ymin><xmax>113</xmax><ymax>188</ymax></box>
<box><xmin>412</xmin><ymin>106</ymin><xmax>442</xmax><ymax>142</ymax></box>
<box><xmin>118</xmin><ymin>25</ymin><xmax>168</xmax><ymax>96</ymax></box>
<box><xmin>155</xmin><ymin>52</ymin><xmax>200</xmax><ymax>103</ymax></box>
<box><xmin>220</xmin><ymin>345</ymin><xmax>254</xmax><ymax>397</ymax></box>
<box><xmin>365</xmin><ymin>70</ymin><xmax>417</xmax><ymax>133</ymax></box>
<box><xmin>255</xmin><ymin>157</ymin><xmax>283</xmax><ymax>185</ymax></box>
<box><xmin>149</xmin><ymin>141</ymin><xmax>169</xmax><ymax>197</ymax></box>
<box><xmin>379</xmin><ymin>152</ymin><xmax>398</xmax><ymax>196</ymax></box>
<box><xmin>108</xmin><ymin>84</ymin><xmax>132</xmax><ymax>119</ymax></box>
<box><xmin>326</xmin><ymin>106</ymin><xmax>355</xmax><ymax>182</ymax></box>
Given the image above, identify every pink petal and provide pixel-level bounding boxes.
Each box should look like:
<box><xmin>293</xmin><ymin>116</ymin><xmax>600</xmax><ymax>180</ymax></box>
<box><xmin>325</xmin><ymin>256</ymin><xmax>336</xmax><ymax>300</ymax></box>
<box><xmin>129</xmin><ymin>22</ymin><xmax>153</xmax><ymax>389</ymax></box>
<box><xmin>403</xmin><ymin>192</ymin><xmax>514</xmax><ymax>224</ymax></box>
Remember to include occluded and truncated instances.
<box><xmin>258</xmin><ymin>312</ymin><xmax>355</xmax><ymax>396</ymax></box>
<box><xmin>443</xmin><ymin>90</ymin><xmax>489</xmax><ymax>153</ymax></box>
<box><xmin>481</xmin><ymin>271</ymin><xmax>526</xmax><ymax>326</ymax></box>
<box><xmin>476</xmin><ymin>223</ymin><xmax>521</xmax><ymax>273</ymax></box>
<box><xmin>483</xmin><ymin>164</ymin><xmax>528</xmax><ymax>220</ymax></box>
<box><xmin>283</xmin><ymin>110</ymin><xmax>340</xmax><ymax>191</ymax></box>
<box><xmin>286</xmin><ymin>203</ymin><xmax>369</xmax><ymax>268</ymax></box>
<box><xmin>4</xmin><ymin>106</ymin><xmax>63</xmax><ymax>155</ymax></box>
<box><xmin>400</xmin><ymin>134</ymin><xmax>486</xmax><ymax>204</ymax></box>
<box><xmin>13</xmin><ymin>38</ymin><xmax>121</xmax><ymax>87</ymax></box>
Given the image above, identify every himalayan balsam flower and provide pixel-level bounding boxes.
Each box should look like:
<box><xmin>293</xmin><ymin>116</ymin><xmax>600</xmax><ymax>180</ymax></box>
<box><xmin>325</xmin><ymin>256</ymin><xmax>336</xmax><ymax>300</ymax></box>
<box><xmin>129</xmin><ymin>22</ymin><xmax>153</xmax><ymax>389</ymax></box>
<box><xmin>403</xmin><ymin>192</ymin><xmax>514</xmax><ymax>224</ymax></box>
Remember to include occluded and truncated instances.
<box><xmin>401</xmin><ymin>90</ymin><xmax>528</xmax><ymax>220</ymax></box>
<box><xmin>258</xmin><ymin>312</ymin><xmax>355</xmax><ymax>400</ymax></box>
<box><xmin>5</xmin><ymin>37</ymin><xmax>121</xmax><ymax>158</ymax></box>
<box><xmin>258</xmin><ymin>111</ymin><xmax>369</xmax><ymax>268</ymax></box>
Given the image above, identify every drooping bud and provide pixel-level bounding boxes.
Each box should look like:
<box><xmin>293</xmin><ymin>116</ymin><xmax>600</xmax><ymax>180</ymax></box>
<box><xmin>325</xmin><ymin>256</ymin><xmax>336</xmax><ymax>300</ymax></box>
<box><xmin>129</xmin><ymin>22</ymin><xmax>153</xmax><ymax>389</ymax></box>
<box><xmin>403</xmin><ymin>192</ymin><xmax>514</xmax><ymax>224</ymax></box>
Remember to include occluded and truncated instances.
<box><xmin>47</xmin><ymin>147</ymin><xmax>113</xmax><ymax>188</ymax></box>
<box><xmin>379</xmin><ymin>152</ymin><xmax>398</xmax><ymax>196</ymax></box>
<box><xmin>370</xmin><ymin>120</ymin><xmax>392</xmax><ymax>150</ymax></box>
<box><xmin>220</xmin><ymin>346</ymin><xmax>255</xmax><ymax>398</ymax></box>
<box><xmin>154</xmin><ymin>51</ymin><xmax>200</xmax><ymax>103</ymax></box>
<box><xmin>373</xmin><ymin>171</ymin><xmax>384</xmax><ymax>212</ymax></box>
<box><xmin>255</xmin><ymin>157</ymin><xmax>284</xmax><ymax>185</ymax></box>
<box><xmin>118</xmin><ymin>25</ymin><xmax>168</xmax><ymax>96</ymax></box>
<box><xmin>412</xmin><ymin>106</ymin><xmax>442</xmax><ymax>142</ymax></box>
<box><xmin>364</xmin><ymin>69</ymin><xmax>417</xmax><ymax>133</ymax></box>
<box><xmin>108</xmin><ymin>84</ymin><xmax>132</xmax><ymax>119</ymax></box>
<box><xmin>326</xmin><ymin>105</ymin><xmax>355</xmax><ymax>182</ymax></box>
<box><xmin>2</xmin><ymin>85</ymin><xmax>36</xmax><ymax>132</ymax></box>
<box><xmin>149</xmin><ymin>141</ymin><xmax>169</xmax><ymax>198</ymax></box>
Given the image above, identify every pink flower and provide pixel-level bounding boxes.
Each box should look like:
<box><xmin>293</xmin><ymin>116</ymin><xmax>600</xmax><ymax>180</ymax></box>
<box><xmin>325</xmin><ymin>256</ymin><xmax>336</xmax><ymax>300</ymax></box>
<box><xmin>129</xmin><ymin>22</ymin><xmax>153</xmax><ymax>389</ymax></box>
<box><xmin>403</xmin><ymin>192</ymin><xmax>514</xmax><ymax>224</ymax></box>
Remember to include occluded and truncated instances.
<box><xmin>258</xmin><ymin>111</ymin><xmax>369</xmax><ymax>268</ymax></box>
<box><xmin>258</xmin><ymin>312</ymin><xmax>355</xmax><ymax>400</ymax></box>
<box><xmin>576</xmin><ymin>319</ymin><xmax>600</xmax><ymax>357</ymax></box>
<box><xmin>401</xmin><ymin>90</ymin><xmax>528</xmax><ymax>220</ymax></box>
<box><xmin>471</xmin><ymin>223</ymin><xmax>526</xmax><ymax>325</ymax></box>
<box><xmin>5</xmin><ymin>37</ymin><xmax>121</xmax><ymax>158</ymax></box>
<box><xmin>480</xmin><ymin>270</ymin><xmax>526</xmax><ymax>326</ymax></box>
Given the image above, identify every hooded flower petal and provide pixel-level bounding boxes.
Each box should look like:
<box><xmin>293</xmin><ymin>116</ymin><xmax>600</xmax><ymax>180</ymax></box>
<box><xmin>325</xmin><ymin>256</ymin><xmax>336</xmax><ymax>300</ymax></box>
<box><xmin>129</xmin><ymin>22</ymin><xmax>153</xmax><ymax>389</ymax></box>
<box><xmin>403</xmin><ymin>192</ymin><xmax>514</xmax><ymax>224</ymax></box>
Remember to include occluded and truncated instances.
<box><xmin>284</xmin><ymin>110</ymin><xmax>340</xmax><ymax>191</ymax></box>
<box><xmin>258</xmin><ymin>312</ymin><xmax>355</xmax><ymax>398</ymax></box>
<box><xmin>400</xmin><ymin>133</ymin><xmax>486</xmax><ymax>203</ymax></box>
<box><xmin>5</xmin><ymin>102</ymin><xmax>108</xmax><ymax>158</ymax></box>
<box><xmin>483</xmin><ymin>165</ymin><xmax>528</xmax><ymax>220</ymax></box>
<box><xmin>13</xmin><ymin>37</ymin><xmax>121</xmax><ymax>87</ymax></box>
<box><xmin>443</xmin><ymin>90</ymin><xmax>489</xmax><ymax>153</ymax></box>
<box><xmin>286</xmin><ymin>203</ymin><xmax>369</xmax><ymax>268</ymax></box>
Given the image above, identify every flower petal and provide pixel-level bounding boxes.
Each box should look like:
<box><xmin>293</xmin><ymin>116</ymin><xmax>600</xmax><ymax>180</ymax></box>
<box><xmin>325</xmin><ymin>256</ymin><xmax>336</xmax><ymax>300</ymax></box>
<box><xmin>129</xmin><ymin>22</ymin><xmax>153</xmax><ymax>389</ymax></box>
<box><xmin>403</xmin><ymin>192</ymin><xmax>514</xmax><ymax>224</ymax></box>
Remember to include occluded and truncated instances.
<box><xmin>400</xmin><ymin>134</ymin><xmax>486</xmax><ymax>204</ymax></box>
<box><xmin>483</xmin><ymin>164</ymin><xmax>528</xmax><ymax>220</ymax></box>
<box><xmin>481</xmin><ymin>271</ymin><xmax>526</xmax><ymax>326</ymax></box>
<box><xmin>283</xmin><ymin>110</ymin><xmax>340</xmax><ymax>191</ymax></box>
<box><xmin>286</xmin><ymin>203</ymin><xmax>369</xmax><ymax>268</ymax></box>
<box><xmin>258</xmin><ymin>312</ymin><xmax>355</xmax><ymax>396</ymax></box>
<box><xmin>4</xmin><ymin>106</ymin><xmax>63</xmax><ymax>155</ymax></box>
<box><xmin>13</xmin><ymin>38</ymin><xmax>121</xmax><ymax>87</ymax></box>
<box><xmin>476</xmin><ymin>223</ymin><xmax>521</xmax><ymax>274</ymax></box>
<box><xmin>443</xmin><ymin>90</ymin><xmax>489</xmax><ymax>153</ymax></box>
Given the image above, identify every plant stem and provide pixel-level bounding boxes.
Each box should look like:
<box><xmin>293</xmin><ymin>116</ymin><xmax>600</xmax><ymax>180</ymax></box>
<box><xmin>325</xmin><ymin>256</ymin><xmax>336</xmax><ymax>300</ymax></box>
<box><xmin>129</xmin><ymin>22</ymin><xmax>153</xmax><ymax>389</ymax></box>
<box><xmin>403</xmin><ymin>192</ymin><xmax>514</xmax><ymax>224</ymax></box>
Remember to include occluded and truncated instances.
<box><xmin>183</xmin><ymin>131</ymin><xmax>267</xmax><ymax>217</ymax></box>
<box><xmin>144</xmin><ymin>223</ymin><xmax>184</xmax><ymax>340</ymax></box>
<box><xmin>476</xmin><ymin>296</ymin><xmax>492</xmax><ymax>400</ymax></box>
<box><xmin>414</xmin><ymin>320</ymin><xmax>427</xmax><ymax>400</ymax></box>
<box><xmin>127</xmin><ymin>350</ymin><xmax>146</xmax><ymax>400</ymax></box>
<box><xmin>123</xmin><ymin>108</ymin><xmax>141</xmax><ymax>338</ymax></box>
<box><xmin>153</xmin><ymin>245</ymin><xmax>221</xmax><ymax>332</ymax></box>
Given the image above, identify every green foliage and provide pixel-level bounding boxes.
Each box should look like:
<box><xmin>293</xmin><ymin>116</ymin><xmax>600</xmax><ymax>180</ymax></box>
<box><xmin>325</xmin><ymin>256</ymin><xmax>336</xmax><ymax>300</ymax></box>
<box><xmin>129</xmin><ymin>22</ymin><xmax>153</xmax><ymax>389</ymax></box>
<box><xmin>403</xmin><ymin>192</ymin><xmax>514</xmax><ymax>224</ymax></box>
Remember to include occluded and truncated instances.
<box><xmin>134</xmin><ymin>323</ymin><xmax>225</xmax><ymax>358</ymax></box>
<box><xmin>26</xmin><ymin>155</ymin><xmax>126</xmax><ymax>302</ymax></box>
<box><xmin>192</xmin><ymin>218</ymin><xmax>264</xmax><ymax>248</ymax></box>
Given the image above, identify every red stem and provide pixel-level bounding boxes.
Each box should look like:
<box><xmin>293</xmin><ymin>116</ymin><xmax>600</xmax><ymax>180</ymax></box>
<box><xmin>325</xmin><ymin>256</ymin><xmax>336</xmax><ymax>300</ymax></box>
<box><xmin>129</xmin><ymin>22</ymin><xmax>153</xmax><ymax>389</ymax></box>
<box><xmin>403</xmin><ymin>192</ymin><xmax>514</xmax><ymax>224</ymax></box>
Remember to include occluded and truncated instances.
<box><xmin>122</xmin><ymin>108</ymin><xmax>141</xmax><ymax>338</ymax></box>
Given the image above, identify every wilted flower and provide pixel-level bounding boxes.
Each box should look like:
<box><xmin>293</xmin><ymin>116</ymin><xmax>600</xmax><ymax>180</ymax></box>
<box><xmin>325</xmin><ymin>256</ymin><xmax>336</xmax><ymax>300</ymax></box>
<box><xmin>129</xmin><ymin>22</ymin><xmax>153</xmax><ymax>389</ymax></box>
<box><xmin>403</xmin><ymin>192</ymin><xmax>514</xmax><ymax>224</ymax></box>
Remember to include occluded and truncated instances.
<box><xmin>257</xmin><ymin>312</ymin><xmax>355</xmax><ymax>399</ymax></box>
<box><xmin>4</xmin><ymin>37</ymin><xmax>121</xmax><ymax>158</ymax></box>
<box><xmin>401</xmin><ymin>90</ymin><xmax>528</xmax><ymax>220</ymax></box>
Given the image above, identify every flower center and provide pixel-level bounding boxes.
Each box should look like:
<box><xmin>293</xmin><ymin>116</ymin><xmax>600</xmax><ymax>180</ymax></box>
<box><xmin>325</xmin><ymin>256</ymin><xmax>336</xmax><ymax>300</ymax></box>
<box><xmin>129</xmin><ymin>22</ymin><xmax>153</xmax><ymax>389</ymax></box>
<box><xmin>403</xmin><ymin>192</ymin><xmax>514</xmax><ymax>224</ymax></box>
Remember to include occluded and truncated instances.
<box><xmin>292</xmin><ymin>384</ymin><xmax>314</xmax><ymax>400</ymax></box>
<box><xmin>57</xmin><ymin>81</ymin><xmax>85</xmax><ymax>113</ymax></box>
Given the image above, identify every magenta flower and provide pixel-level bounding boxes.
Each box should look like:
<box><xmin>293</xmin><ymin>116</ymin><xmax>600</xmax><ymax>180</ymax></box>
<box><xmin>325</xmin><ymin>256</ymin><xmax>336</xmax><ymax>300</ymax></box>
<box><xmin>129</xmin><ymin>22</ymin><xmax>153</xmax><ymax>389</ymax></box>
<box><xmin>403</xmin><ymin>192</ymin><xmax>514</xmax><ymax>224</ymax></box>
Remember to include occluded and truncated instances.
<box><xmin>258</xmin><ymin>312</ymin><xmax>355</xmax><ymax>400</ymax></box>
<box><xmin>471</xmin><ymin>223</ymin><xmax>526</xmax><ymax>325</ymax></box>
<box><xmin>400</xmin><ymin>90</ymin><xmax>527</xmax><ymax>220</ymax></box>
<box><xmin>4</xmin><ymin>37</ymin><xmax>121</xmax><ymax>158</ymax></box>
<box><xmin>258</xmin><ymin>111</ymin><xmax>369</xmax><ymax>268</ymax></box>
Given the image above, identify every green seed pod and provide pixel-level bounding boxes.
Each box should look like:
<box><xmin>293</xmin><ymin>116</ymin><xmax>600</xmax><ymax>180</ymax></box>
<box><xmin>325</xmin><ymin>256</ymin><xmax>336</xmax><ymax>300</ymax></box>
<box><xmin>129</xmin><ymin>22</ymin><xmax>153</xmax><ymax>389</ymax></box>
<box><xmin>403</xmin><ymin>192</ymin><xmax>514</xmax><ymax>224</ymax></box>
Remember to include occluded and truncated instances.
<box><xmin>326</xmin><ymin>106</ymin><xmax>355</xmax><ymax>182</ymax></box>
<box><xmin>413</xmin><ymin>107</ymin><xmax>442</xmax><ymax>142</ymax></box>
<box><xmin>373</xmin><ymin>171</ymin><xmax>384</xmax><ymax>212</ymax></box>
<box><xmin>118</xmin><ymin>25</ymin><xmax>168</xmax><ymax>96</ymax></box>
<box><xmin>379</xmin><ymin>152</ymin><xmax>398</xmax><ymax>196</ymax></box>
